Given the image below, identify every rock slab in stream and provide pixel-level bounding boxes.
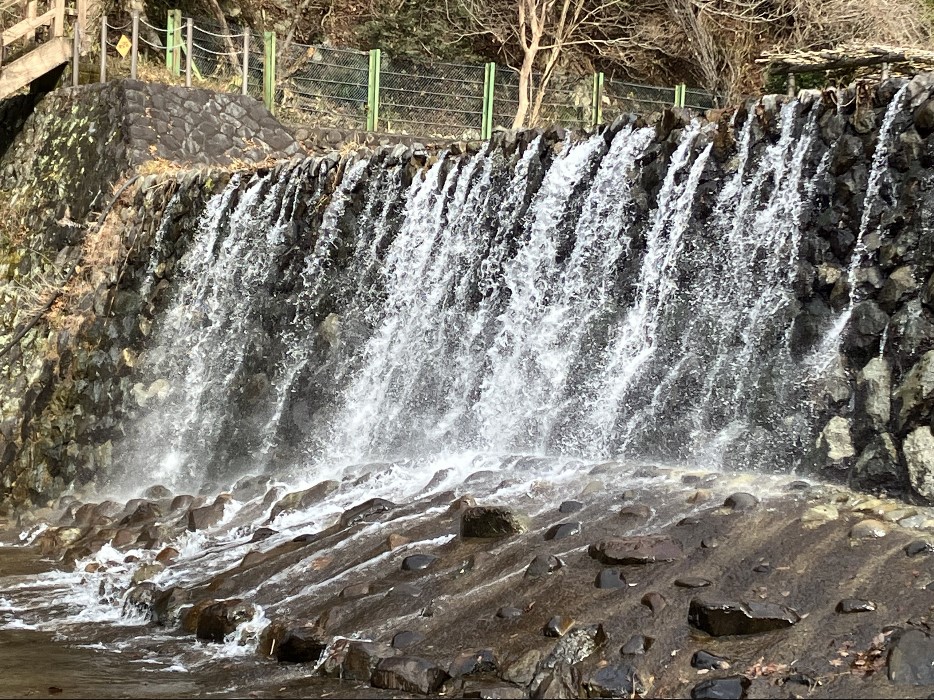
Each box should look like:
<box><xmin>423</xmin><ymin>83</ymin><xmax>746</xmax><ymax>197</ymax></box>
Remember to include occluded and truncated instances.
<box><xmin>588</xmin><ymin>536</ymin><xmax>682</xmax><ymax>564</ymax></box>
<box><xmin>688</xmin><ymin>597</ymin><xmax>800</xmax><ymax>636</ymax></box>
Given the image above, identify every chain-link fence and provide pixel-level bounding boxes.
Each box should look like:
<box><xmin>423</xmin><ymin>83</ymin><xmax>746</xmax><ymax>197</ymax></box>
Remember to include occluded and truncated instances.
<box><xmin>380</xmin><ymin>57</ymin><xmax>485</xmax><ymax>138</ymax></box>
<box><xmin>95</xmin><ymin>10</ymin><xmax>721</xmax><ymax>140</ymax></box>
<box><xmin>278</xmin><ymin>43</ymin><xmax>369</xmax><ymax>130</ymax></box>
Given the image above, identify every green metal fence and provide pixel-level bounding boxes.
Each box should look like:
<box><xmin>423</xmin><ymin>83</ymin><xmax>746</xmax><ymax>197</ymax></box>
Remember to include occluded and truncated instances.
<box><xmin>99</xmin><ymin>10</ymin><xmax>720</xmax><ymax>139</ymax></box>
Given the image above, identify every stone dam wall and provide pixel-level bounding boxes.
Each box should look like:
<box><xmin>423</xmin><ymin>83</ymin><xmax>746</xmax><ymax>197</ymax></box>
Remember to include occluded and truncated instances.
<box><xmin>1</xmin><ymin>77</ymin><xmax>934</xmax><ymax>510</ymax></box>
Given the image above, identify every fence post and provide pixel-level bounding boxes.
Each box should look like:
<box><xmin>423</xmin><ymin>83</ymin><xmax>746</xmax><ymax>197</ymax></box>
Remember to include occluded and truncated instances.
<box><xmin>786</xmin><ymin>73</ymin><xmax>795</xmax><ymax>98</ymax></box>
<box><xmin>242</xmin><ymin>31</ymin><xmax>249</xmax><ymax>96</ymax></box>
<box><xmin>590</xmin><ymin>72</ymin><xmax>604</xmax><ymax>129</ymax></box>
<box><xmin>53</xmin><ymin>0</ymin><xmax>65</xmax><ymax>38</ymax></box>
<box><xmin>72</xmin><ymin>21</ymin><xmax>80</xmax><ymax>86</ymax></box>
<box><xmin>481</xmin><ymin>62</ymin><xmax>496</xmax><ymax>140</ymax></box>
<box><xmin>186</xmin><ymin>18</ymin><xmax>193</xmax><ymax>87</ymax></box>
<box><xmin>26</xmin><ymin>1</ymin><xmax>37</xmax><ymax>43</ymax></box>
<box><xmin>366</xmin><ymin>48</ymin><xmax>381</xmax><ymax>131</ymax></box>
<box><xmin>130</xmin><ymin>10</ymin><xmax>139</xmax><ymax>80</ymax></box>
<box><xmin>166</xmin><ymin>9</ymin><xmax>182</xmax><ymax>76</ymax></box>
<box><xmin>263</xmin><ymin>31</ymin><xmax>276</xmax><ymax>113</ymax></box>
<box><xmin>99</xmin><ymin>15</ymin><xmax>107</xmax><ymax>83</ymax></box>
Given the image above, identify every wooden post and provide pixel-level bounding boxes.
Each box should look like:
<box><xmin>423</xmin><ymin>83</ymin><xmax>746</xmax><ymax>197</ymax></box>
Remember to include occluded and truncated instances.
<box><xmin>26</xmin><ymin>1</ymin><xmax>37</xmax><ymax>43</ymax></box>
<box><xmin>366</xmin><ymin>48</ymin><xmax>381</xmax><ymax>131</ymax></box>
<box><xmin>99</xmin><ymin>15</ymin><xmax>106</xmax><ymax>83</ymax></box>
<box><xmin>186</xmin><ymin>18</ymin><xmax>192</xmax><ymax>87</ymax></box>
<box><xmin>130</xmin><ymin>9</ymin><xmax>138</xmax><ymax>80</ymax></box>
<box><xmin>76</xmin><ymin>0</ymin><xmax>87</xmax><ymax>43</ymax></box>
<box><xmin>263</xmin><ymin>30</ymin><xmax>276</xmax><ymax>113</ymax></box>
<box><xmin>882</xmin><ymin>62</ymin><xmax>890</xmax><ymax>80</ymax></box>
<box><xmin>591</xmin><ymin>72</ymin><xmax>604</xmax><ymax>129</ymax></box>
<box><xmin>241</xmin><ymin>30</ymin><xmax>249</xmax><ymax>96</ymax></box>
<box><xmin>72</xmin><ymin>20</ymin><xmax>80</xmax><ymax>86</ymax></box>
<box><xmin>166</xmin><ymin>9</ymin><xmax>181</xmax><ymax>76</ymax></box>
<box><xmin>53</xmin><ymin>0</ymin><xmax>66</xmax><ymax>38</ymax></box>
<box><xmin>786</xmin><ymin>73</ymin><xmax>795</xmax><ymax>97</ymax></box>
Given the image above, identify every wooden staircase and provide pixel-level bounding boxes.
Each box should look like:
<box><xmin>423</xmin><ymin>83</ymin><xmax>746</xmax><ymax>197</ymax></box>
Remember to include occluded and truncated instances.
<box><xmin>0</xmin><ymin>0</ymin><xmax>91</xmax><ymax>100</ymax></box>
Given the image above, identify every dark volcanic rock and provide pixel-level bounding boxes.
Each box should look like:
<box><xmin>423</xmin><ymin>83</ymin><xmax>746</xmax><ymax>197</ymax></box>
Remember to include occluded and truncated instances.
<box><xmin>187</xmin><ymin>503</ymin><xmax>225</xmax><ymax>531</ymax></box>
<box><xmin>691</xmin><ymin>650</ymin><xmax>731</xmax><ymax>670</ymax></box>
<box><xmin>905</xmin><ymin>540</ymin><xmax>934</xmax><ymax>557</ymax></box>
<box><xmin>448</xmin><ymin>649</ymin><xmax>497</xmax><ymax>677</ymax></box>
<box><xmin>675</xmin><ymin>577</ymin><xmax>712</xmax><ymax>588</ymax></box>
<box><xmin>545</xmin><ymin>522</ymin><xmax>582</xmax><ymax>540</ymax></box>
<box><xmin>595</xmin><ymin>567</ymin><xmax>627</xmax><ymax>589</ymax></box>
<box><xmin>461</xmin><ymin>506</ymin><xmax>528</xmax><ymax>538</ymax></box>
<box><xmin>888</xmin><ymin>629</ymin><xmax>934</xmax><ymax>684</ymax></box>
<box><xmin>618</xmin><ymin>504</ymin><xmax>652</xmax><ymax>520</ymax></box>
<box><xmin>589</xmin><ymin>536</ymin><xmax>681</xmax><ymax>564</ymax></box>
<box><xmin>371</xmin><ymin>655</ymin><xmax>449</xmax><ymax>694</ymax></box>
<box><xmin>276</xmin><ymin>627</ymin><xmax>327</xmax><ymax>663</ymax></box>
<box><xmin>525</xmin><ymin>554</ymin><xmax>562</xmax><ymax>578</ymax></box>
<box><xmin>340</xmin><ymin>498</ymin><xmax>396</xmax><ymax>527</ymax></box>
<box><xmin>723</xmin><ymin>492</ymin><xmax>759</xmax><ymax>511</ymax></box>
<box><xmin>497</xmin><ymin>606</ymin><xmax>523</xmax><ymax>619</ymax></box>
<box><xmin>402</xmin><ymin>554</ymin><xmax>438</xmax><ymax>571</ymax></box>
<box><xmin>195</xmin><ymin>599</ymin><xmax>255</xmax><ymax>642</ymax></box>
<box><xmin>392</xmin><ymin>630</ymin><xmax>426</xmax><ymax>649</ymax></box>
<box><xmin>582</xmin><ymin>664</ymin><xmax>646</xmax><ymax>698</ymax></box>
<box><xmin>250</xmin><ymin>527</ymin><xmax>277</xmax><ymax>543</ymax></box>
<box><xmin>836</xmin><ymin>598</ymin><xmax>876</xmax><ymax>613</ymax></box>
<box><xmin>559</xmin><ymin>500</ymin><xmax>583</xmax><ymax>513</ymax></box>
<box><xmin>688</xmin><ymin>597</ymin><xmax>800</xmax><ymax>636</ymax></box>
<box><xmin>641</xmin><ymin>592</ymin><xmax>667</xmax><ymax>615</ymax></box>
<box><xmin>691</xmin><ymin>675</ymin><xmax>750</xmax><ymax>699</ymax></box>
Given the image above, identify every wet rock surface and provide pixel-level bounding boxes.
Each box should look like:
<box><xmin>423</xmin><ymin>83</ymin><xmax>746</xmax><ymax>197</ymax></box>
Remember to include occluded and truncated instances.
<box><xmin>6</xmin><ymin>470</ymin><xmax>934</xmax><ymax>698</ymax></box>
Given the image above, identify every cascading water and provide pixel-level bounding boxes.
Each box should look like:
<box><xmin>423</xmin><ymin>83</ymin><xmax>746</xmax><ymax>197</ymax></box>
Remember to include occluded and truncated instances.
<box><xmin>114</xmin><ymin>93</ymin><xmax>911</xmax><ymax>492</ymax></box>
<box><xmin>4</xmin><ymin>87</ymin><xmax>929</xmax><ymax>697</ymax></box>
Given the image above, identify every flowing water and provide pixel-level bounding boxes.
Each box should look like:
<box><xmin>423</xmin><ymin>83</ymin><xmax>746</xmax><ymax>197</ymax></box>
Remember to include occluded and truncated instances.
<box><xmin>1</xmin><ymin>91</ymin><xmax>915</xmax><ymax>691</ymax></box>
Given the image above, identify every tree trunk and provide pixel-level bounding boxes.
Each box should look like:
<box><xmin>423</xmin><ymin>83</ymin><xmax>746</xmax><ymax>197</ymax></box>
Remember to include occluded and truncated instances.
<box><xmin>512</xmin><ymin>39</ymin><xmax>539</xmax><ymax>129</ymax></box>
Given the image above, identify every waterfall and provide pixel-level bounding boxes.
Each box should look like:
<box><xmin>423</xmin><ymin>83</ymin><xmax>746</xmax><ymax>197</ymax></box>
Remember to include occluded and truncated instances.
<box><xmin>114</xmin><ymin>92</ymin><xmax>912</xmax><ymax>494</ymax></box>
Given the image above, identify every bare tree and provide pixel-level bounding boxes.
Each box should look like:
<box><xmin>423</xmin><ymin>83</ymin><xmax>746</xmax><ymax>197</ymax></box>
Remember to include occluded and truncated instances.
<box><xmin>454</xmin><ymin>0</ymin><xmax>629</xmax><ymax>128</ymax></box>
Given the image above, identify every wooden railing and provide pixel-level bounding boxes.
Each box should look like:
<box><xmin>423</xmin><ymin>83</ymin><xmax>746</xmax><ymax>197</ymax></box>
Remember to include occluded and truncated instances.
<box><xmin>0</xmin><ymin>0</ymin><xmax>95</xmax><ymax>98</ymax></box>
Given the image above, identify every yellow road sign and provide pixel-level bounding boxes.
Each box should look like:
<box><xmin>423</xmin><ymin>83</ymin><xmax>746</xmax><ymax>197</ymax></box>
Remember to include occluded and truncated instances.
<box><xmin>116</xmin><ymin>35</ymin><xmax>132</xmax><ymax>58</ymax></box>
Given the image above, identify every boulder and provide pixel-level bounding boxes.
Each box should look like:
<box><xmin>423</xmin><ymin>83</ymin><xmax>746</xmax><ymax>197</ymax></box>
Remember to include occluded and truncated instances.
<box><xmin>269</xmin><ymin>480</ymin><xmax>340</xmax><ymax>520</ymax></box>
<box><xmin>187</xmin><ymin>502</ymin><xmax>226</xmax><ymax>531</ymax></box>
<box><xmin>321</xmin><ymin>639</ymin><xmax>396</xmax><ymax>680</ymax></box>
<box><xmin>879</xmin><ymin>265</ymin><xmax>918</xmax><ymax>311</ymax></box>
<box><xmin>402</xmin><ymin>554</ymin><xmax>438</xmax><ymax>571</ymax></box>
<box><xmin>690</xmin><ymin>676</ymin><xmax>750</xmax><ymax>699</ymax></box>
<box><xmin>723</xmin><ymin>493</ymin><xmax>759</xmax><ymax>511</ymax></box>
<box><xmin>544</xmin><ymin>522</ymin><xmax>581</xmax><ymax>540</ymax></box>
<box><xmin>816</xmin><ymin>417</ymin><xmax>856</xmax><ymax>466</ymax></box>
<box><xmin>588</xmin><ymin>536</ymin><xmax>681</xmax><ymax>565</ymax></box>
<box><xmin>525</xmin><ymin>554</ymin><xmax>563</xmax><ymax>578</ymax></box>
<box><xmin>371</xmin><ymin>656</ymin><xmax>449</xmax><ymax>695</ymax></box>
<box><xmin>582</xmin><ymin>664</ymin><xmax>646</xmax><ymax>698</ymax></box>
<box><xmin>852</xmin><ymin>433</ymin><xmax>900</xmax><ymax>490</ymax></box>
<box><xmin>856</xmin><ymin>357</ymin><xmax>892</xmax><ymax>428</ymax></box>
<box><xmin>904</xmin><ymin>426</ymin><xmax>934</xmax><ymax>501</ymax></box>
<box><xmin>392</xmin><ymin>630</ymin><xmax>426</xmax><ymax>650</ymax></box>
<box><xmin>595</xmin><ymin>568</ymin><xmax>627</xmax><ymax>589</ymax></box>
<box><xmin>340</xmin><ymin>498</ymin><xmax>396</xmax><ymax>527</ymax></box>
<box><xmin>894</xmin><ymin>350</ymin><xmax>934</xmax><ymax>430</ymax></box>
<box><xmin>449</xmin><ymin>649</ymin><xmax>497</xmax><ymax>677</ymax></box>
<box><xmin>461</xmin><ymin>506</ymin><xmax>528</xmax><ymax>538</ymax></box>
<box><xmin>888</xmin><ymin>629</ymin><xmax>934</xmax><ymax>684</ymax></box>
<box><xmin>688</xmin><ymin>597</ymin><xmax>800</xmax><ymax>636</ymax></box>
<box><xmin>691</xmin><ymin>650</ymin><xmax>731</xmax><ymax>670</ymax></box>
<box><xmin>195</xmin><ymin>599</ymin><xmax>255</xmax><ymax>642</ymax></box>
<box><xmin>275</xmin><ymin>627</ymin><xmax>327</xmax><ymax>663</ymax></box>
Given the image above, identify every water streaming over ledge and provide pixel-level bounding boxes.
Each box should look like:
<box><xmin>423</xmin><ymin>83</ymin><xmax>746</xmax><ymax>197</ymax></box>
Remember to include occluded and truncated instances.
<box><xmin>108</xmin><ymin>92</ymin><xmax>912</xmax><ymax>497</ymax></box>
